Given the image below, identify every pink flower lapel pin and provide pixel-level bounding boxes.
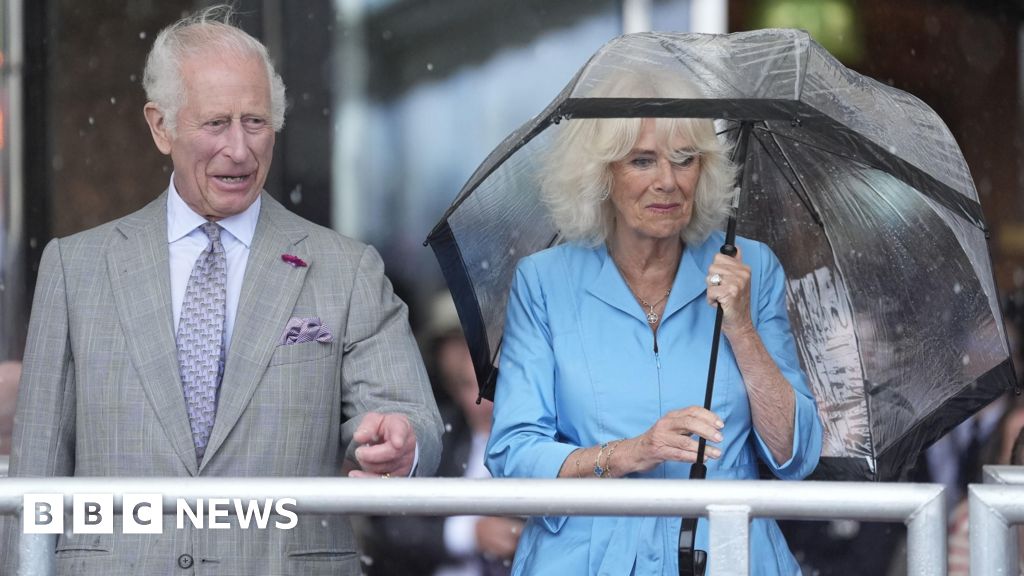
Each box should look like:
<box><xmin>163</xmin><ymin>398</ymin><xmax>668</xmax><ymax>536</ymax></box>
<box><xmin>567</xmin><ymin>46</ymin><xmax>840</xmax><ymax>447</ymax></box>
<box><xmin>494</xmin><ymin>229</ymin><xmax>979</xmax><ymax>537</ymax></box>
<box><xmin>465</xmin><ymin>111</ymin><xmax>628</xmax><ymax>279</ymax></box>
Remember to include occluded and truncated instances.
<box><xmin>281</xmin><ymin>254</ymin><xmax>308</xmax><ymax>268</ymax></box>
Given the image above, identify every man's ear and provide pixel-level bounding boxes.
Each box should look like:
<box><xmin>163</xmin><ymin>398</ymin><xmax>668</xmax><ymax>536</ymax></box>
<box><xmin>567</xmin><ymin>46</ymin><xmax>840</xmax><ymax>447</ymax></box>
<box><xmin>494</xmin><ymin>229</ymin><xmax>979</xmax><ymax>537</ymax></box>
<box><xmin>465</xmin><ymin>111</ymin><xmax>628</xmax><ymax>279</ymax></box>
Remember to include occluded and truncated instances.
<box><xmin>143</xmin><ymin>102</ymin><xmax>173</xmax><ymax>155</ymax></box>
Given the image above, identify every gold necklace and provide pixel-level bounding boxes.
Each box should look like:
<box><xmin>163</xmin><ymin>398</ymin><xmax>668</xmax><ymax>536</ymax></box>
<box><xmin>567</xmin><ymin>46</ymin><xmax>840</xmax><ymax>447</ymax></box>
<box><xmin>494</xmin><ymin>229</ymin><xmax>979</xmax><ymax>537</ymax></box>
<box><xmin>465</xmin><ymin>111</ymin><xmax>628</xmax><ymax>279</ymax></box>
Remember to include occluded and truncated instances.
<box><xmin>621</xmin><ymin>277</ymin><xmax>671</xmax><ymax>325</ymax></box>
<box><xmin>609</xmin><ymin>246</ymin><xmax>675</xmax><ymax>325</ymax></box>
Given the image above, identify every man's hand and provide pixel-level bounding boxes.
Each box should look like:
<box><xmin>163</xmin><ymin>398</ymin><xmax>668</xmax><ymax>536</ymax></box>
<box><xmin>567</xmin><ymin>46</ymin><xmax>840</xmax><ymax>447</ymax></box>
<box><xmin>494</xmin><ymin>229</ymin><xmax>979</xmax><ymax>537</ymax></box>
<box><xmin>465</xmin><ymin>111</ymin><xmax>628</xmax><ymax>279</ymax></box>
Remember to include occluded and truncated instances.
<box><xmin>348</xmin><ymin>412</ymin><xmax>417</xmax><ymax>477</ymax></box>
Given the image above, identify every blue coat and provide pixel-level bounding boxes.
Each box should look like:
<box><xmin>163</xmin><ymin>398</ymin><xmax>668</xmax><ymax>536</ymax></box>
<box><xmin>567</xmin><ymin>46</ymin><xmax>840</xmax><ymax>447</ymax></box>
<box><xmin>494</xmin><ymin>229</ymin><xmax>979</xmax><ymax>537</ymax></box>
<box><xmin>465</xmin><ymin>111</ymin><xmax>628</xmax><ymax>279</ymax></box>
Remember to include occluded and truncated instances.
<box><xmin>486</xmin><ymin>232</ymin><xmax>823</xmax><ymax>575</ymax></box>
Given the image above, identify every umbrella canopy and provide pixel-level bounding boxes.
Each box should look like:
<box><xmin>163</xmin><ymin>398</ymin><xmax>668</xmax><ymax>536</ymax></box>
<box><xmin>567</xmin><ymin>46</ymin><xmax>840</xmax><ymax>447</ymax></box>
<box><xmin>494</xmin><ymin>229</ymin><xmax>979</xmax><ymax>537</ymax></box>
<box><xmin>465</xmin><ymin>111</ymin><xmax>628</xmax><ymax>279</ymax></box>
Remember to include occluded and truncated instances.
<box><xmin>425</xmin><ymin>29</ymin><xmax>1016</xmax><ymax>481</ymax></box>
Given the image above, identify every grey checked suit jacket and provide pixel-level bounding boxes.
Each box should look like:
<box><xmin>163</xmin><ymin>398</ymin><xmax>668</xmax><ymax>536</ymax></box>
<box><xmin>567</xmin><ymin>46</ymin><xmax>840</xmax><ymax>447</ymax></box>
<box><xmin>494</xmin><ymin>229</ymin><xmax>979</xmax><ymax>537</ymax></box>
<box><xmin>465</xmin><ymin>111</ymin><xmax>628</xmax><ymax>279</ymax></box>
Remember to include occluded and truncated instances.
<box><xmin>4</xmin><ymin>192</ymin><xmax>443</xmax><ymax>575</ymax></box>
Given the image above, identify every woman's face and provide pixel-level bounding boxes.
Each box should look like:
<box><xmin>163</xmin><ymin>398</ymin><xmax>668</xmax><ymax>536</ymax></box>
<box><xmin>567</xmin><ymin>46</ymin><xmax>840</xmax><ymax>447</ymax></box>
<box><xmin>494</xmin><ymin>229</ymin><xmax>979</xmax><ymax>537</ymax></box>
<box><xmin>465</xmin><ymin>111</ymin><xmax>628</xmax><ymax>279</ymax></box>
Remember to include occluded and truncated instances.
<box><xmin>608</xmin><ymin>119</ymin><xmax>701</xmax><ymax>244</ymax></box>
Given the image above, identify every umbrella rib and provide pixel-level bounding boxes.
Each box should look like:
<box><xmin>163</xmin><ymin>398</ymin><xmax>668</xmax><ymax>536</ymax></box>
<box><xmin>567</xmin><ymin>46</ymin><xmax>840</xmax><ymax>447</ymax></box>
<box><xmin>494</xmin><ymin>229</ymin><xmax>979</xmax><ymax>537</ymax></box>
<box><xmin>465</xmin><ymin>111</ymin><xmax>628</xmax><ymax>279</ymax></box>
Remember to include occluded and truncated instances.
<box><xmin>751</xmin><ymin>124</ymin><xmax>987</xmax><ymax>233</ymax></box>
<box><xmin>755</xmin><ymin>125</ymin><xmax>869</xmax><ymax>166</ymax></box>
<box><xmin>750</xmin><ymin>126</ymin><xmax>824</xmax><ymax>228</ymax></box>
<box><xmin>749</xmin><ymin>124</ymin><xmax>882</xmax><ymax>472</ymax></box>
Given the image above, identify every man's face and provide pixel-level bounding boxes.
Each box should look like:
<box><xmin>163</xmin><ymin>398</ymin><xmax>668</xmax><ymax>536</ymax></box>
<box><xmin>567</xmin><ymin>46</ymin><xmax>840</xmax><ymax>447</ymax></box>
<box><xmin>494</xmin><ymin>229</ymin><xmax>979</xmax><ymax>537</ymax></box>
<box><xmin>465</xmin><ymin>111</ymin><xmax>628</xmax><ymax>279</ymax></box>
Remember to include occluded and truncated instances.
<box><xmin>147</xmin><ymin>52</ymin><xmax>275</xmax><ymax>220</ymax></box>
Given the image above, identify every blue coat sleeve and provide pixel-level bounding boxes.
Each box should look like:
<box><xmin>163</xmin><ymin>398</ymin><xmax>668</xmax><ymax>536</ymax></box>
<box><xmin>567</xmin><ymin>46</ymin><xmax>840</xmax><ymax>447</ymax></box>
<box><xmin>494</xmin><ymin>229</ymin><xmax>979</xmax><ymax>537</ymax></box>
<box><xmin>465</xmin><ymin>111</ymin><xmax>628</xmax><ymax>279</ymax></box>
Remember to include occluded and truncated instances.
<box><xmin>485</xmin><ymin>257</ymin><xmax>578</xmax><ymax>483</ymax></box>
<box><xmin>749</xmin><ymin>242</ymin><xmax>823</xmax><ymax>479</ymax></box>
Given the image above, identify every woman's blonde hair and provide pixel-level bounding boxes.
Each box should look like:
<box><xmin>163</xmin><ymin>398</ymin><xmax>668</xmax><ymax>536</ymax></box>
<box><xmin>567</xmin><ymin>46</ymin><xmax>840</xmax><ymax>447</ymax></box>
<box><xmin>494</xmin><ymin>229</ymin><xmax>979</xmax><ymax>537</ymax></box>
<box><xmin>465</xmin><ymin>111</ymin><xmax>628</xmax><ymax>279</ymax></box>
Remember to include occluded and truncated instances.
<box><xmin>539</xmin><ymin>71</ymin><xmax>736</xmax><ymax>246</ymax></box>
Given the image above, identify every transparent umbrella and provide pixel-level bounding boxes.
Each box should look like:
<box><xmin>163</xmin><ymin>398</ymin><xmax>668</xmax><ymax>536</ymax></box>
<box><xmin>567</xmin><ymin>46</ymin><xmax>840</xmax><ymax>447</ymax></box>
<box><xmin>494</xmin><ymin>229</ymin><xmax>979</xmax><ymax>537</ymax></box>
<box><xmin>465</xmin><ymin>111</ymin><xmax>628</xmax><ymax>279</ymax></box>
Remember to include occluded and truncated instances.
<box><xmin>425</xmin><ymin>29</ymin><xmax>1016</xmax><ymax>481</ymax></box>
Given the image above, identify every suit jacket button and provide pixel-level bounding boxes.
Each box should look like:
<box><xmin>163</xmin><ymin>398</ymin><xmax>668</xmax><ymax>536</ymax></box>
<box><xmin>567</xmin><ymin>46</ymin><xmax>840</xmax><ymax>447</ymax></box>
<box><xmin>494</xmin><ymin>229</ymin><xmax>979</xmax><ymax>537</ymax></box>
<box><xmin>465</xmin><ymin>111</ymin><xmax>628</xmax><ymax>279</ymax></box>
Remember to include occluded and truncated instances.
<box><xmin>177</xmin><ymin>554</ymin><xmax>194</xmax><ymax>569</ymax></box>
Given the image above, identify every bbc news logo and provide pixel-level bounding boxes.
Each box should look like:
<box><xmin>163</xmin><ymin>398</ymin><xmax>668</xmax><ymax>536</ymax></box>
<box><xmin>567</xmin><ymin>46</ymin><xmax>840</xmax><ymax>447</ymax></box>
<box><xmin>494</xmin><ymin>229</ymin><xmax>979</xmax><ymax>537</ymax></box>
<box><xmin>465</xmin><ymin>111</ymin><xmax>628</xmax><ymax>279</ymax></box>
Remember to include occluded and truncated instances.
<box><xmin>23</xmin><ymin>494</ymin><xmax>298</xmax><ymax>534</ymax></box>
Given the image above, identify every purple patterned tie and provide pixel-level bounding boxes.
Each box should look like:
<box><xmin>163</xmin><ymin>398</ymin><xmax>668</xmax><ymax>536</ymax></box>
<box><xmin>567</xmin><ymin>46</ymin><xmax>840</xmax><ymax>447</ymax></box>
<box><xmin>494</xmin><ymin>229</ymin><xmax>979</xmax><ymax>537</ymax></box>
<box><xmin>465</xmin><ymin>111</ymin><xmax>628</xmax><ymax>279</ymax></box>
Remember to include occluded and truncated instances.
<box><xmin>176</xmin><ymin>222</ymin><xmax>226</xmax><ymax>462</ymax></box>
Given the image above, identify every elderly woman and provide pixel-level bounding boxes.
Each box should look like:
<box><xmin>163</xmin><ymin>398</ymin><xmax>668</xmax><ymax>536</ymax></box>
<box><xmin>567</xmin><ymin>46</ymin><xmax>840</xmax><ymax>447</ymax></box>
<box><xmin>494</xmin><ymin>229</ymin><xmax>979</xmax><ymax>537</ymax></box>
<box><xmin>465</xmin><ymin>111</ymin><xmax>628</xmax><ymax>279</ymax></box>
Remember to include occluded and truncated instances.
<box><xmin>484</xmin><ymin>82</ymin><xmax>824</xmax><ymax>574</ymax></box>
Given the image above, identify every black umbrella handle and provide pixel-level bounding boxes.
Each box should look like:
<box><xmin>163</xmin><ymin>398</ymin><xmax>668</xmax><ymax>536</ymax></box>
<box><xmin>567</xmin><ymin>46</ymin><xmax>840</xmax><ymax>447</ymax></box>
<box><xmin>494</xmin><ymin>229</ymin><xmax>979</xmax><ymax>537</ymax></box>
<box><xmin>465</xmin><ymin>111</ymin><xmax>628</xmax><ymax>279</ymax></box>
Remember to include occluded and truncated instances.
<box><xmin>691</xmin><ymin>121</ymin><xmax>751</xmax><ymax>476</ymax></box>
<box><xmin>691</xmin><ymin>242</ymin><xmax>739</xmax><ymax>480</ymax></box>
<box><xmin>678</xmin><ymin>122</ymin><xmax>753</xmax><ymax>576</ymax></box>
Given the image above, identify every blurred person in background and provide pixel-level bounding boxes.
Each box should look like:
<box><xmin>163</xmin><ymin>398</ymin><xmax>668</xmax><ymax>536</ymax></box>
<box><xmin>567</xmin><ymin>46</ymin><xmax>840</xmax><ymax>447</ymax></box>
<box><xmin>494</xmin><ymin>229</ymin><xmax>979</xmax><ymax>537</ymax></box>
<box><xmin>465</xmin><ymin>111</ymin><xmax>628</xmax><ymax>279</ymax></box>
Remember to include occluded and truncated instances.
<box><xmin>913</xmin><ymin>297</ymin><xmax>1024</xmax><ymax>513</ymax></box>
<box><xmin>0</xmin><ymin>360</ymin><xmax>19</xmax><ymax>458</ymax></box>
<box><xmin>2</xmin><ymin>5</ymin><xmax>442</xmax><ymax>574</ymax></box>
<box><xmin>942</xmin><ymin>293</ymin><xmax>1024</xmax><ymax>576</ymax></box>
<box><xmin>944</xmin><ymin>395</ymin><xmax>1024</xmax><ymax>575</ymax></box>
<box><xmin>365</xmin><ymin>292</ymin><xmax>522</xmax><ymax>576</ymax></box>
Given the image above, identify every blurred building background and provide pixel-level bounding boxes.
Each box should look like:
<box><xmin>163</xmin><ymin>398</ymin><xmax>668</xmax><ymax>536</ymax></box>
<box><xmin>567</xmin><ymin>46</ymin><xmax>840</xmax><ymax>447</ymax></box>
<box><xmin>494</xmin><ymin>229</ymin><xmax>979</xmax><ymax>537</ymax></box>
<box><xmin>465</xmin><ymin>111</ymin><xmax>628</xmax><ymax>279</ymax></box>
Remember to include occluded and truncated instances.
<box><xmin>0</xmin><ymin>0</ymin><xmax>1022</xmax><ymax>571</ymax></box>
<box><xmin>0</xmin><ymin>0</ymin><xmax>1021</xmax><ymax>347</ymax></box>
<box><xmin>2</xmin><ymin>0</ymin><xmax>1022</xmax><ymax>353</ymax></box>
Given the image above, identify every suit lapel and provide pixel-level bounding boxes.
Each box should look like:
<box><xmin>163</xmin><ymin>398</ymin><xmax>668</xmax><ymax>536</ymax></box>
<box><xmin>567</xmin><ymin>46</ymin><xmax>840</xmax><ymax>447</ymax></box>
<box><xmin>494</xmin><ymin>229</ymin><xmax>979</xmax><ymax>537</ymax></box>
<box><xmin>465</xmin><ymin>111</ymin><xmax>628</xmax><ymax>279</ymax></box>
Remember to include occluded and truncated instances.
<box><xmin>107</xmin><ymin>193</ymin><xmax>199</xmax><ymax>475</ymax></box>
<box><xmin>202</xmin><ymin>195</ymin><xmax>310</xmax><ymax>469</ymax></box>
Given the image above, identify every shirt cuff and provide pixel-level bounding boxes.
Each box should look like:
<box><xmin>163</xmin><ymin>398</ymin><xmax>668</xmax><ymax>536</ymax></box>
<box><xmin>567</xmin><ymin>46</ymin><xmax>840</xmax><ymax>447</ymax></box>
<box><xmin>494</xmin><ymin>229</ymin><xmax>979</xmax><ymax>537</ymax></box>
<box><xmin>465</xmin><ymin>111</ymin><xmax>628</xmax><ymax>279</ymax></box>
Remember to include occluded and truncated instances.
<box><xmin>407</xmin><ymin>442</ymin><xmax>420</xmax><ymax>477</ymax></box>
<box><xmin>444</xmin><ymin>514</ymin><xmax>481</xmax><ymax>557</ymax></box>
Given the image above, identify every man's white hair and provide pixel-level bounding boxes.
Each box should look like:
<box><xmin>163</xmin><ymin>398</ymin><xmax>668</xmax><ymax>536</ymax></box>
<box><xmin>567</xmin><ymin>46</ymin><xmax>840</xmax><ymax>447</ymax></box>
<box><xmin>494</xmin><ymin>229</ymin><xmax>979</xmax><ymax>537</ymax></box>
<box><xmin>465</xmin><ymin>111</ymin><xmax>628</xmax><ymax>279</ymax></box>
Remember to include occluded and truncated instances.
<box><xmin>142</xmin><ymin>4</ymin><xmax>287</xmax><ymax>135</ymax></box>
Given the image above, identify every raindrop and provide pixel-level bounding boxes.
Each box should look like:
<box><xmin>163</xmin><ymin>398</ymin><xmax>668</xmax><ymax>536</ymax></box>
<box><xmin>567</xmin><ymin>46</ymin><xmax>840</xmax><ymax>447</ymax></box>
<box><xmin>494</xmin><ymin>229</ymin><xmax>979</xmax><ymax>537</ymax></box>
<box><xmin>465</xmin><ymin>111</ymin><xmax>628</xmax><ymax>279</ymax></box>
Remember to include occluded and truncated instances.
<box><xmin>481</xmin><ymin>260</ymin><xmax>490</xmax><ymax>270</ymax></box>
<box><xmin>321</xmin><ymin>108</ymin><xmax>330</xmax><ymax>117</ymax></box>
<box><xmin>361</xmin><ymin>555</ymin><xmax>375</xmax><ymax>566</ymax></box>
<box><xmin>910</xmin><ymin>48</ymin><xmax>916</xmax><ymax>57</ymax></box>
<box><xmin>110</xmin><ymin>97</ymin><xmax>117</xmax><ymax>105</ymax></box>
<box><xmin>381</xmin><ymin>29</ymin><xmax>393</xmax><ymax>41</ymax></box>
<box><xmin>320</xmin><ymin>519</ymin><xmax>329</xmax><ymax>528</ymax></box>
<box><xmin>444</xmin><ymin>422</ymin><xmax>452</xmax><ymax>432</ymax></box>
<box><xmin>888</xmin><ymin>146</ymin><xmax>897</xmax><ymax>154</ymax></box>
<box><xmin>461</xmin><ymin>462</ymin><xmax>468</xmax><ymax>470</ymax></box>
<box><xmin>139</xmin><ymin>31</ymin><xmax>147</xmax><ymax>40</ymax></box>
<box><xmin>828</xmin><ymin>519</ymin><xmax>860</xmax><ymax>539</ymax></box>
<box><xmin>51</xmin><ymin>154</ymin><xmax>63</xmax><ymax>170</ymax></box>
<box><xmin>508</xmin><ymin>248</ymin><xmax>516</xmax><ymax>256</ymax></box>
<box><xmin>289</xmin><ymin>184</ymin><xmax>303</xmax><ymax>205</ymax></box>
<box><xmin>1012</xmin><ymin>267</ymin><xmax>1024</xmax><ymax>288</ymax></box>
<box><xmin>961</xmin><ymin>354</ymin><xmax>971</xmax><ymax>366</ymax></box>
<box><xmin>302</xmin><ymin>92</ymin><xmax>311</xmax><ymax>102</ymax></box>
<box><xmin>129</xmin><ymin>74</ymin><xmax>137</xmax><ymax>82</ymax></box>
<box><xmin>952</xmin><ymin>282</ymin><xmax>962</xmax><ymax>294</ymax></box>
<box><xmin>88</xmin><ymin>116</ymin><xmax>95</xmax><ymax>126</ymax></box>
<box><xmin>426</xmin><ymin>62</ymin><xmax>434</xmax><ymax>72</ymax></box>
<box><xmin>29</xmin><ymin>237</ymin><xmax>37</xmax><ymax>249</ymax></box>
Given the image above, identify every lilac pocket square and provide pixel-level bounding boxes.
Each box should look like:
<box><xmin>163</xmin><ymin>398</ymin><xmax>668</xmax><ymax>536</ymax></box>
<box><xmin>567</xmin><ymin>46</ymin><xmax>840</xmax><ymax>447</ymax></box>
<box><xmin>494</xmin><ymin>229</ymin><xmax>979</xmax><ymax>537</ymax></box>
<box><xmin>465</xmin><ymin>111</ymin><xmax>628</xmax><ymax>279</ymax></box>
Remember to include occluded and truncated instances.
<box><xmin>279</xmin><ymin>317</ymin><xmax>334</xmax><ymax>345</ymax></box>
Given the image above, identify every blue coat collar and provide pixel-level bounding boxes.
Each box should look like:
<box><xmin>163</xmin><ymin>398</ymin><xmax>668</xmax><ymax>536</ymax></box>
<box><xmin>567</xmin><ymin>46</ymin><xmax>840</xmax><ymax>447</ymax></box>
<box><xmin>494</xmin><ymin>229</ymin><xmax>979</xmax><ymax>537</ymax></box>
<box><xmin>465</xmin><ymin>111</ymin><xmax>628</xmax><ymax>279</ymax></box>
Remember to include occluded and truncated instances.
<box><xmin>585</xmin><ymin>236</ymin><xmax>717</xmax><ymax>326</ymax></box>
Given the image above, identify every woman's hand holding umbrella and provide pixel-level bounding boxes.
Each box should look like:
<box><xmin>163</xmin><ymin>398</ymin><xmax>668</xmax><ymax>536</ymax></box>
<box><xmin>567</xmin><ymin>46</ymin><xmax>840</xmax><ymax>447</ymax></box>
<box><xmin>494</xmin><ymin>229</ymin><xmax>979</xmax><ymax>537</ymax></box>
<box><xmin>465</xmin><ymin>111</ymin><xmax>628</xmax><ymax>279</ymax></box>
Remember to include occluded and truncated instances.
<box><xmin>557</xmin><ymin>408</ymin><xmax>724</xmax><ymax>479</ymax></box>
<box><xmin>705</xmin><ymin>247</ymin><xmax>755</xmax><ymax>337</ymax></box>
<box><xmin>705</xmin><ymin>246</ymin><xmax>796</xmax><ymax>464</ymax></box>
<box><xmin>626</xmin><ymin>407</ymin><xmax>726</xmax><ymax>472</ymax></box>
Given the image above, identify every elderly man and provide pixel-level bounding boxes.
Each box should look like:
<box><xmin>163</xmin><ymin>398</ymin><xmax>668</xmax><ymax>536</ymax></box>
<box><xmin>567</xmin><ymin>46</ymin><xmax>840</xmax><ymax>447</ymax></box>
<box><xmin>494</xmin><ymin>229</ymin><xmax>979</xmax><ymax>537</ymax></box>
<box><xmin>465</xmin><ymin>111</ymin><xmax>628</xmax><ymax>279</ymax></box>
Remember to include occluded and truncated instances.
<box><xmin>5</xmin><ymin>5</ymin><xmax>442</xmax><ymax>574</ymax></box>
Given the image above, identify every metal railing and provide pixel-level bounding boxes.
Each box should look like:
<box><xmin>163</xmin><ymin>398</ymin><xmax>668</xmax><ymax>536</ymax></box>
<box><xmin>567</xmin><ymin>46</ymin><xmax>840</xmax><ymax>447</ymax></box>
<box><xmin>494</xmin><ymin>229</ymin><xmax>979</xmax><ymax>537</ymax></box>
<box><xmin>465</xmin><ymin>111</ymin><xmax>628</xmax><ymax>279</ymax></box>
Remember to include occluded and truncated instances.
<box><xmin>0</xmin><ymin>477</ymin><xmax>946</xmax><ymax>576</ymax></box>
<box><xmin>984</xmin><ymin>465</ymin><xmax>1024</xmax><ymax>486</ymax></box>
<box><xmin>970</xmin><ymin>465</ymin><xmax>1024</xmax><ymax>575</ymax></box>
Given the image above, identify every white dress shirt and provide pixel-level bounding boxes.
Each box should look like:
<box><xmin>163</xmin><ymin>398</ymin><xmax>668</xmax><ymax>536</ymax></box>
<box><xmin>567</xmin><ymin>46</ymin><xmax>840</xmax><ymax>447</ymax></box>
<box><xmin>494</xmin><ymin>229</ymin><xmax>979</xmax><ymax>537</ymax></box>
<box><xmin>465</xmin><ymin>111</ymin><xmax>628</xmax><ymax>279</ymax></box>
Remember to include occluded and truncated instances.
<box><xmin>167</xmin><ymin>176</ymin><xmax>260</xmax><ymax>353</ymax></box>
<box><xmin>438</xmin><ymin>430</ymin><xmax>492</xmax><ymax>576</ymax></box>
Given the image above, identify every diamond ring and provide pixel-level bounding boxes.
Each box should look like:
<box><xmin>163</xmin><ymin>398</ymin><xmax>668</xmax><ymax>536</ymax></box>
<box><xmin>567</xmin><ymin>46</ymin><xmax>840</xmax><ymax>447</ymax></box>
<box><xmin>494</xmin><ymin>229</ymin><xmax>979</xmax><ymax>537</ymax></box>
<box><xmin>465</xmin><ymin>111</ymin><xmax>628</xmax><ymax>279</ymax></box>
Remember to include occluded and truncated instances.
<box><xmin>709</xmin><ymin>273</ymin><xmax>722</xmax><ymax>287</ymax></box>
